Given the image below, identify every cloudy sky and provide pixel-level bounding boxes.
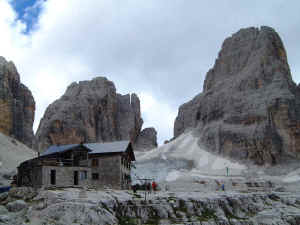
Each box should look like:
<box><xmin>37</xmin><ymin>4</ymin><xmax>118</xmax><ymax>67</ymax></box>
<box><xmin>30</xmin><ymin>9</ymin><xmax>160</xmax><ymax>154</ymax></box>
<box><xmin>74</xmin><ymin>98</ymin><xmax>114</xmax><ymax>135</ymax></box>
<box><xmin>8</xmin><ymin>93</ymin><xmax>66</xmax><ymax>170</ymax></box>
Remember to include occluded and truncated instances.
<box><xmin>1</xmin><ymin>0</ymin><xmax>300</xmax><ymax>144</ymax></box>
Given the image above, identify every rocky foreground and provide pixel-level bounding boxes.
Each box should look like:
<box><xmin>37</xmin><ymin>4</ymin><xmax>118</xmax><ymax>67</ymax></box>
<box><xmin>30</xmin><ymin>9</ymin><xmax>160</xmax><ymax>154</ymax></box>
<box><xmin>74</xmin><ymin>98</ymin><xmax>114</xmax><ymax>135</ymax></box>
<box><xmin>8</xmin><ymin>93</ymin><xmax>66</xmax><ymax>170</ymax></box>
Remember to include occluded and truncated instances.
<box><xmin>0</xmin><ymin>187</ymin><xmax>299</xmax><ymax>225</ymax></box>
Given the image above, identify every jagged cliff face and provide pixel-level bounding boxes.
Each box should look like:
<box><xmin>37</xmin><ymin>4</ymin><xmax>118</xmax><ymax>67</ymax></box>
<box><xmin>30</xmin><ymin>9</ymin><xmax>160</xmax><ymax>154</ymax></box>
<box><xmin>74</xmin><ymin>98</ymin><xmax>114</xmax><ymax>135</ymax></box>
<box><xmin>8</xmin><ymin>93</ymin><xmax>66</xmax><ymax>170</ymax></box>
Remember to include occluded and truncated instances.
<box><xmin>35</xmin><ymin>77</ymin><xmax>144</xmax><ymax>152</ymax></box>
<box><xmin>0</xmin><ymin>57</ymin><xmax>35</xmax><ymax>148</ymax></box>
<box><xmin>174</xmin><ymin>26</ymin><xmax>300</xmax><ymax>165</ymax></box>
<box><xmin>134</xmin><ymin>127</ymin><xmax>157</xmax><ymax>151</ymax></box>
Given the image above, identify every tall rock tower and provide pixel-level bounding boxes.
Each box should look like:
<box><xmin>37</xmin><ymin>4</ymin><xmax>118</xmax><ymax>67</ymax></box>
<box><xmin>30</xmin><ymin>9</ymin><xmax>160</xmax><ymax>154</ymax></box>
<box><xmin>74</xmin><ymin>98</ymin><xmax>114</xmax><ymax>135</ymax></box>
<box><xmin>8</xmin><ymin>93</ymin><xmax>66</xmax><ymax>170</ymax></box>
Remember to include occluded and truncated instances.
<box><xmin>0</xmin><ymin>57</ymin><xmax>35</xmax><ymax>148</ymax></box>
<box><xmin>35</xmin><ymin>77</ymin><xmax>144</xmax><ymax>152</ymax></box>
<box><xmin>174</xmin><ymin>26</ymin><xmax>300</xmax><ymax>165</ymax></box>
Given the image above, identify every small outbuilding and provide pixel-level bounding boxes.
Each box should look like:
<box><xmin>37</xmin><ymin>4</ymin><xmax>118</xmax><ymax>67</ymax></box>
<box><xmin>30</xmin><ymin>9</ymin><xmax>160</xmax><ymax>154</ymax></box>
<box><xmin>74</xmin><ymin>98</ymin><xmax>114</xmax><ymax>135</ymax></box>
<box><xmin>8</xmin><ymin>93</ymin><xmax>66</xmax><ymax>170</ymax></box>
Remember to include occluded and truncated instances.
<box><xmin>17</xmin><ymin>141</ymin><xmax>135</xmax><ymax>190</ymax></box>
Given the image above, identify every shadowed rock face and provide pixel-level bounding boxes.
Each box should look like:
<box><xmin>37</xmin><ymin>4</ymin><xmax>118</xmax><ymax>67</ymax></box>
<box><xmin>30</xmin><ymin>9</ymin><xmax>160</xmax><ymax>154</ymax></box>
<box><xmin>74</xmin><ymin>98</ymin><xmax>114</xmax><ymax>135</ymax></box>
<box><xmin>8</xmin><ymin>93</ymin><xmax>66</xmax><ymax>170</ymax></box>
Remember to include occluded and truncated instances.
<box><xmin>35</xmin><ymin>77</ymin><xmax>143</xmax><ymax>152</ymax></box>
<box><xmin>0</xmin><ymin>57</ymin><xmax>35</xmax><ymax>148</ymax></box>
<box><xmin>174</xmin><ymin>26</ymin><xmax>300</xmax><ymax>165</ymax></box>
<box><xmin>134</xmin><ymin>127</ymin><xmax>157</xmax><ymax>151</ymax></box>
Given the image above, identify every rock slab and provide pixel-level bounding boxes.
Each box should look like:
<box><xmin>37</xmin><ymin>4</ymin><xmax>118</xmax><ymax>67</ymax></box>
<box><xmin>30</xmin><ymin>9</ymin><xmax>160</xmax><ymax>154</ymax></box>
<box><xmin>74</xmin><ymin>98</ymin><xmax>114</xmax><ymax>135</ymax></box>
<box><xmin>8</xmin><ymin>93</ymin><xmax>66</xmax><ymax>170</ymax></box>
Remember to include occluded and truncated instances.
<box><xmin>35</xmin><ymin>77</ymin><xmax>144</xmax><ymax>152</ymax></box>
<box><xmin>174</xmin><ymin>26</ymin><xmax>300</xmax><ymax>164</ymax></box>
<box><xmin>1</xmin><ymin>188</ymin><xmax>300</xmax><ymax>225</ymax></box>
<box><xmin>0</xmin><ymin>56</ymin><xmax>35</xmax><ymax>148</ymax></box>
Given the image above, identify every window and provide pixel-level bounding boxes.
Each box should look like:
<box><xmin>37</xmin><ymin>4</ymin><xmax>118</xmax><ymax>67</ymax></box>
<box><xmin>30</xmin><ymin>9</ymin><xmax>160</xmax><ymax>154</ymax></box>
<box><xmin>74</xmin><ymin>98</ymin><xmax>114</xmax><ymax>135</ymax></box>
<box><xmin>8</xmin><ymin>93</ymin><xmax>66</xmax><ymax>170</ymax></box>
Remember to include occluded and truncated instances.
<box><xmin>196</xmin><ymin>112</ymin><xmax>201</xmax><ymax>121</ymax></box>
<box><xmin>92</xmin><ymin>159</ymin><xmax>99</xmax><ymax>167</ymax></box>
<box><xmin>80</xmin><ymin>171</ymin><xmax>87</xmax><ymax>180</ymax></box>
<box><xmin>92</xmin><ymin>173</ymin><xmax>99</xmax><ymax>180</ymax></box>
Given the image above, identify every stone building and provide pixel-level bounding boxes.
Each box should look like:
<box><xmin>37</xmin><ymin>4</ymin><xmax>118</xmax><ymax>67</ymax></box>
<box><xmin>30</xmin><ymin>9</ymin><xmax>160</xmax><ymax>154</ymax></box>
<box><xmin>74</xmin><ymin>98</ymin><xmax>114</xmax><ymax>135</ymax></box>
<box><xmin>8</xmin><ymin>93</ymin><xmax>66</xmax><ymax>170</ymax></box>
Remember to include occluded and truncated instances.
<box><xmin>17</xmin><ymin>141</ymin><xmax>135</xmax><ymax>189</ymax></box>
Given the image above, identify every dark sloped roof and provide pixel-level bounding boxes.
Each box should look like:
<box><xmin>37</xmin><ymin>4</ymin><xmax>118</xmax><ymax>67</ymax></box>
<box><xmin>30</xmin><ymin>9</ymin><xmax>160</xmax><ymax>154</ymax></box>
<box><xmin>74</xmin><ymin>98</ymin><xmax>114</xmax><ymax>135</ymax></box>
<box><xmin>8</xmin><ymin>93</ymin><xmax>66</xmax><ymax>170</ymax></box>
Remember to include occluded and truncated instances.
<box><xmin>85</xmin><ymin>141</ymin><xmax>130</xmax><ymax>154</ymax></box>
<box><xmin>41</xmin><ymin>144</ymin><xmax>81</xmax><ymax>157</ymax></box>
<box><xmin>41</xmin><ymin>141</ymin><xmax>131</xmax><ymax>157</ymax></box>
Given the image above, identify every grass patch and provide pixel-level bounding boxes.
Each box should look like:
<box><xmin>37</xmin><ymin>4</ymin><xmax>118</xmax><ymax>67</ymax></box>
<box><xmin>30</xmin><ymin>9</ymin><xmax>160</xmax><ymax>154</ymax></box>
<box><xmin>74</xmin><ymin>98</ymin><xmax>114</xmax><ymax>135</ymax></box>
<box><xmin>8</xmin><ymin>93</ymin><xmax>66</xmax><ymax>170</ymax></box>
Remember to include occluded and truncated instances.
<box><xmin>118</xmin><ymin>216</ymin><xmax>139</xmax><ymax>225</ymax></box>
<box><xmin>132</xmin><ymin>193</ymin><xmax>142</xmax><ymax>199</ymax></box>
<box><xmin>145</xmin><ymin>217</ymin><xmax>160</xmax><ymax>225</ymax></box>
<box><xmin>197</xmin><ymin>208</ymin><xmax>217</xmax><ymax>222</ymax></box>
<box><xmin>101</xmin><ymin>203</ymin><xmax>112</xmax><ymax>213</ymax></box>
<box><xmin>178</xmin><ymin>199</ymin><xmax>191</xmax><ymax>218</ymax></box>
<box><xmin>167</xmin><ymin>197</ymin><xmax>176</xmax><ymax>203</ymax></box>
<box><xmin>224</xmin><ymin>210</ymin><xmax>247</xmax><ymax>221</ymax></box>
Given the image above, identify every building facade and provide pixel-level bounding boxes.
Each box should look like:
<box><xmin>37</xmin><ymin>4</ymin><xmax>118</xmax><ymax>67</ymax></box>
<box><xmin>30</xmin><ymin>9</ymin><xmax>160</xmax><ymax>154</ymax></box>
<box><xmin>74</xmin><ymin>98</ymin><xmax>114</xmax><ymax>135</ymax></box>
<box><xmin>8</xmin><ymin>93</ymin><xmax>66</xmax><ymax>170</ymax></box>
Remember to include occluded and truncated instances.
<box><xmin>17</xmin><ymin>141</ymin><xmax>135</xmax><ymax>190</ymax></box>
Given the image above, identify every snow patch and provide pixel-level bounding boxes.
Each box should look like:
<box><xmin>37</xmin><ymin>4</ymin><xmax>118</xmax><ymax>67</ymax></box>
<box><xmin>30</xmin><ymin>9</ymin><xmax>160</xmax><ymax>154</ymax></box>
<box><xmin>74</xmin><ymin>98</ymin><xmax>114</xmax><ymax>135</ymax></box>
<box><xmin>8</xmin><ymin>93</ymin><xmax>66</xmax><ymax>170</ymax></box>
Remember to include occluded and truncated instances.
<box><xmin>0</xmin><ymin>132</ymin><xmax>36</xmax><ymax>174</ymax></box>
<box><xmin>133</xmin><ymin>131</ymin><xmax>247</xmax><ymax>183</ymax></box>
<box><xmin>166</xmin><ymin>170</ymin><xmax>181</xmax><ymax>182</ymax></box>
<box><xmin>282</xmin><ymin>168</ymin><xmax>300</xmax><ymax>183</ymax></box>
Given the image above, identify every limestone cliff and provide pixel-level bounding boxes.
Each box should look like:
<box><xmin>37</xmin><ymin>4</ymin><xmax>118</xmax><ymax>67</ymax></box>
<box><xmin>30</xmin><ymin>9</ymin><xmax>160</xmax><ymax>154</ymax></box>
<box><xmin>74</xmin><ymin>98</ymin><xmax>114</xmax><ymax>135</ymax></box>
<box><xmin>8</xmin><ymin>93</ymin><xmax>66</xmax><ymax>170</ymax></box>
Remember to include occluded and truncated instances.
<box><xmin>35</xmin><ymin>77</ymin><xmax>144</xmax><ymax>152</ymax></box>
<box><xmin>174</xmin><ymin>26</ymin><xmax>300</xmax><ymax>165</ymax></box>
<box><xmin>0</xmin><ymin>57</ymin><xmax>35</xmax><ymax>148</ymax></box>
<box><xmin>134</xmin><ymin>127</ymin><xmax>157</xmax><ymax>151</ymax></box>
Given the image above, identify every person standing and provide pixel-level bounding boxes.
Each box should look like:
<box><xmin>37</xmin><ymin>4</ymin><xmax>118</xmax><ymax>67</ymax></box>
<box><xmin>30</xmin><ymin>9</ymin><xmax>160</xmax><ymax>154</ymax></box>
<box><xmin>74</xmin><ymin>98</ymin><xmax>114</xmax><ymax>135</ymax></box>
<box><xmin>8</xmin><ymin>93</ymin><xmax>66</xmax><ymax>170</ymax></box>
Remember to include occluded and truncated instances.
<box><xmin>152</xmin><ymin>181</ymin><xmax>157</xmax><ymax>192</ymax></box>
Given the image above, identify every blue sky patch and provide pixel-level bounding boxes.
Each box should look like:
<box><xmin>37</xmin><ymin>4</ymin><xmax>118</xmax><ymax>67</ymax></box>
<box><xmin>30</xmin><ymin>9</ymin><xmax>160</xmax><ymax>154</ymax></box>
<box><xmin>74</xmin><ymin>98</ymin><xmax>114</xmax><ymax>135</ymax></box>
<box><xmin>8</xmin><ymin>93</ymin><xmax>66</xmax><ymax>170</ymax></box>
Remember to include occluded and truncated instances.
<box><xmin>9</xmin><ymin>0</ymin><xmax>45</xmax><ymax>34</ymax></box>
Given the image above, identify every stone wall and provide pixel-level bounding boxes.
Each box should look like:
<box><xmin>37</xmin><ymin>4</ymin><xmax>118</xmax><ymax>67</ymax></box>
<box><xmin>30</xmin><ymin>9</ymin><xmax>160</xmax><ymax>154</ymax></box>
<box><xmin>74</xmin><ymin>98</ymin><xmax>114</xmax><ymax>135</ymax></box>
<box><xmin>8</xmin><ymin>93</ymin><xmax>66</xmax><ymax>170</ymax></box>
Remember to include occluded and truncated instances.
<box><xmin>18</xmin><ymin>152</ymin><xmax>131</xmax><ymax>189</ymax></box>
<box><xmin>120</xmin><ymin>154</ymin><xmax>132</xmax><ymax>189</ymax></box>
<box><xmin>17</xmin><ymin>164</ymin><xmax>43</xmax><ymax>188</ymax></box>
<box><xmin>89</xmin><ymin>154</ymin><xmax>122</xmax><ymax>189</ymax></box>
<box><xmin>18</xmin><ymin>162</ymin><xmax>91</xmax><ymax>188</ymax></box>
<box><xmin>42</xmin><ymin>166</ymin><xmax>91</xmax><ymax>188</ymax></box>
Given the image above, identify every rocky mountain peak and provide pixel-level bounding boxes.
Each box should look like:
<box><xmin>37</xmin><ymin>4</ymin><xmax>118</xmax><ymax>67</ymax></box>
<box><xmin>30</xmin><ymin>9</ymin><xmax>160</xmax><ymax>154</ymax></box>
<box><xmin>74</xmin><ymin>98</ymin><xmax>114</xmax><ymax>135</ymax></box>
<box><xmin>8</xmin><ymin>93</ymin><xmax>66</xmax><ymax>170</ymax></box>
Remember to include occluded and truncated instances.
<box><xmin>204</xmin><ymin>26</ymin><xmax>292</xmax><ymax>92</ymax></box>
<box><xmin>65</xmin><ymin>77</ymin><xmax>116</xmax><ymax>98</ymax></box>
<box><xmin>174</xmin><ymin>26</ymin><xmax>300</xmax><ymax>165</ymax></box>
<box><xmin>134</xmin><ymin>127</ymin><xmax>158</xmax><ymax>151</ymax></box>
<box><xmin>35</xmin><ymin>76</ymin><xmax>153</xmax><ymax>152</ymax></box>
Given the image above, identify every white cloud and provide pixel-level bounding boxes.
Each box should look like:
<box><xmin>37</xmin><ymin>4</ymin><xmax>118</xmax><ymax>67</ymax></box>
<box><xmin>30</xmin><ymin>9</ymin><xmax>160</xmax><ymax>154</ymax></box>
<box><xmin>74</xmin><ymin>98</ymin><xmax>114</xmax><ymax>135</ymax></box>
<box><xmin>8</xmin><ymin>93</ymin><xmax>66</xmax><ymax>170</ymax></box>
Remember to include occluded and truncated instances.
<box><xmin>1</xmin><ymin>0</ymin><xmax>300</xmax><ymax>145</ymax></box>
<box><xmin>0</xmin><ymin>0</ymin><xmax>28</xmax><ymax>59</ymax></box>
<box><xmin>139</xmin><ymin>92</ymin><xmax>177</xmax><ymax>143</ymax></box>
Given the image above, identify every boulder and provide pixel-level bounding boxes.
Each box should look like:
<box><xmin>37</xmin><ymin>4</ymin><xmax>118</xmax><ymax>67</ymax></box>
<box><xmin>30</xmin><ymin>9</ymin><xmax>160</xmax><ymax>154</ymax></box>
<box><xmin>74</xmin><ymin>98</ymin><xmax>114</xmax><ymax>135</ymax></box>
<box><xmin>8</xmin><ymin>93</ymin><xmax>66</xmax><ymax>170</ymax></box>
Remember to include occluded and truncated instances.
<box><xmin>6</xmin><ymin>199</ymin><xmax>27</xmax><ymax>212</ymax></box>
<box><xmin>134</xmin><ymin>127</ymin><xmax>158</xmax><ymax>151</ymax></box>
<box><xmin>0</xmin><ymin>205</ymin><xmax>8</xmax><ymax>215</ymax></box>
<box><xmin>0</xmin><ymin>215</ymin><xmax>10</xmax><ymax>223</ymax></box>
<box><xmin>35</xmin><ymin>77</ymin><xmax>143</xmax><ymax>152</ymax></box>
<box><xmin>0</xmin><ymin>192</ymin><xmax>8</xmax><ymax>204</ymax></box>
<box><xmin>174</xmin><ymin>26</ymin><xmax>300</xmax><ymax>165</ymax></box>
<box><xmin>0</xmin><ymin>56</ymin><xmax>35</xmax><ymax>148</ymax></box>
<box><xmin>9</xmin><ymin>187</ymin><xmax>38</xmax><ymax>201</ymax></box>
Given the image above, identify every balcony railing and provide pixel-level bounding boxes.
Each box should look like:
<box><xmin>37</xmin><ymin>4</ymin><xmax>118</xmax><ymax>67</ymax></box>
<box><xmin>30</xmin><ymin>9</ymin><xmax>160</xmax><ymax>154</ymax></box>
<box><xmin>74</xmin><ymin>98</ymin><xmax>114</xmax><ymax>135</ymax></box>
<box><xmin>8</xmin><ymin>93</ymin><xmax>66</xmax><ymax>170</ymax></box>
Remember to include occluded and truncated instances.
<box><xmin>37</xmin><ymin>158</ymin><xmax>89</xmax><ymax>167</ymax></box>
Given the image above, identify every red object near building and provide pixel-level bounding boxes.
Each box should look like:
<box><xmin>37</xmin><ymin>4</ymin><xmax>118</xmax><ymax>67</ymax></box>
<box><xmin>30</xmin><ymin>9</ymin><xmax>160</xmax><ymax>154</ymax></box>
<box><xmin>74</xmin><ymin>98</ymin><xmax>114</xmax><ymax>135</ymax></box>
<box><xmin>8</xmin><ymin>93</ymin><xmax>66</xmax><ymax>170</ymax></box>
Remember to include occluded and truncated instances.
<box><xmin>152</xmin><ymin>181</ymin><xmax>157</xmax><ymax>191</ymax></box>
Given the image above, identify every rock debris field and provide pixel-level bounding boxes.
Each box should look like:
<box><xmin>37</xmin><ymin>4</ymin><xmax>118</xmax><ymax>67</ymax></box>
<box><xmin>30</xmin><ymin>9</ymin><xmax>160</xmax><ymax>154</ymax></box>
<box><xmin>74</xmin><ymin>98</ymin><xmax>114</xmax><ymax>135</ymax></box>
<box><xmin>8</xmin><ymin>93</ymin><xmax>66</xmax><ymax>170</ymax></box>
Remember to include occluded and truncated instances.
<box><xmin>0</xmin><ymin>187</ymin><xmax>300</xmax><ymax>225</ymax></box>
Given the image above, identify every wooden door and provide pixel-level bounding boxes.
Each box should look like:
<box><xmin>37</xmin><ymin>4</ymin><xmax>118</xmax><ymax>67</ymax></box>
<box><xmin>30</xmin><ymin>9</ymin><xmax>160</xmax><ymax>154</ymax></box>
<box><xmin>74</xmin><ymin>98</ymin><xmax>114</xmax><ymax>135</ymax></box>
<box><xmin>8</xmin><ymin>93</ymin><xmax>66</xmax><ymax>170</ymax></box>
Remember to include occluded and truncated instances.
<box><xmin>50</xmin><ymin>170</ymin><xmax>56</xmax><ymax>185</ymax></box>
<box><xmin>74</xmin><ymin>171</ymin><xmax>78</xmax><ymax>185</ymax></box>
